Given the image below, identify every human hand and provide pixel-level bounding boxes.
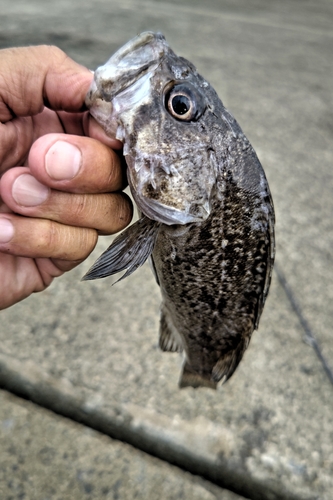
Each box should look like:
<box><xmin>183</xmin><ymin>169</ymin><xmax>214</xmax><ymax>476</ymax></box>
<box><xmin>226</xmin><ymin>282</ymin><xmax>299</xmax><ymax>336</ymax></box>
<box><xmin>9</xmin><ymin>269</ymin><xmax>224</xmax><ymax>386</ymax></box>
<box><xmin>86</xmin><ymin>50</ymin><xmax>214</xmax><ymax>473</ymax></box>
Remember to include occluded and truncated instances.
<box><xmin>0</xmin><ymin>46</ymin><xmax>132</xmax><ymax>310</ymax></box>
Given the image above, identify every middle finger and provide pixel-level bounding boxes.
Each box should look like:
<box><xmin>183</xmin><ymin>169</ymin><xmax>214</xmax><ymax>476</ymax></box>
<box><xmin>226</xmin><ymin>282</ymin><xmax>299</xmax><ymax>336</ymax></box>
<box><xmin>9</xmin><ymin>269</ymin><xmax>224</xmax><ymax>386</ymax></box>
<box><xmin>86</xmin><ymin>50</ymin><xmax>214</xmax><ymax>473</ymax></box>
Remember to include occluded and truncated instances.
<box><xmin>28</xmin><ymin>133</ymin><xmax>127</xmax><ymax>193</ymax></box>
<box><xmin>0</xmin><ymin>168</ymin><xmax>132</xmax><ymax>234</ymax></box>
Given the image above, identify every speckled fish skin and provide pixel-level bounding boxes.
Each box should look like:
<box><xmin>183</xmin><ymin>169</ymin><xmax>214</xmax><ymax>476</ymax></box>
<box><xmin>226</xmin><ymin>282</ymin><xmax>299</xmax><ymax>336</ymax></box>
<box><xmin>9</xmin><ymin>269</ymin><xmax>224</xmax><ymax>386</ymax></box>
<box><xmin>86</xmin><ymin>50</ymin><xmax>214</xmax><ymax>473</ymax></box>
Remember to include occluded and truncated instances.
<box><xmin>83</xmin><ymin>32</ymin><xmax>275</xmax><ymax>389</ymax></box>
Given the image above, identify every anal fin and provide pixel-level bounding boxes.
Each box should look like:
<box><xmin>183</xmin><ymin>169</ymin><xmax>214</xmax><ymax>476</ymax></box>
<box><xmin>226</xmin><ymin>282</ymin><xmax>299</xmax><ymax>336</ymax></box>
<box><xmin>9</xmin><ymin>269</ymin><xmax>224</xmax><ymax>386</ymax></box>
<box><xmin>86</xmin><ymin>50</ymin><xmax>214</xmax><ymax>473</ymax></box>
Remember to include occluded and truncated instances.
<box><xmin>159</xmin><ymin>307</ymin><xmax>183</xmax><ymax>353</ymax></box>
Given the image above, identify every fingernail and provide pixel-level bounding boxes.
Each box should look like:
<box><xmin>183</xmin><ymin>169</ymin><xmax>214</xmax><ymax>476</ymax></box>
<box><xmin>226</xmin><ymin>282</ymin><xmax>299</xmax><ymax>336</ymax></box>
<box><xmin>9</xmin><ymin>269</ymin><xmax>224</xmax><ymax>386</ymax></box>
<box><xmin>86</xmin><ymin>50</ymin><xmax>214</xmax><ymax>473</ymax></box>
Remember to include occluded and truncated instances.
<box><xmin>0</xmin><ymin>217</ymin><xmax>14</xmax><ymax>243</ymax></box>
<box><xmin>12</xmin><ymin>174</ymin><xmax>49</xmax><ymax>206</ymax></box>
<box><xmin>45</xmin><ymin>141</ymin><xmax>82</xmax><ymax>180</ymax></box>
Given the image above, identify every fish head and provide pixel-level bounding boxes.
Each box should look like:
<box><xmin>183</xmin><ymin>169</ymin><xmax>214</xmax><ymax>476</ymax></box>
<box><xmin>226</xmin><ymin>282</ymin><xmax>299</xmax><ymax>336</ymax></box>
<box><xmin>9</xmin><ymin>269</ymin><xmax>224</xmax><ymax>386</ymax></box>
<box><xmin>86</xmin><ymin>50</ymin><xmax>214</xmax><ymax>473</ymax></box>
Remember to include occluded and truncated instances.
<box><xmin>86</xmin><ymin>32</ymin><xmax>220</xmax><ymax>225</ymax></box>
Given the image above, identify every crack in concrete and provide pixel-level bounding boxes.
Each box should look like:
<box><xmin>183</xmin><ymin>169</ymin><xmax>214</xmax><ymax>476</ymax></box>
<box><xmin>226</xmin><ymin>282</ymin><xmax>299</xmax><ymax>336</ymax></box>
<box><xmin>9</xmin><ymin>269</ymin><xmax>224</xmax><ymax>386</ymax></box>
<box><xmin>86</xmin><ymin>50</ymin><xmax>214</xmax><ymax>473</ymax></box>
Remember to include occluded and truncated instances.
<box><xmin>275</xmin><ymin>262</ymin><xmax>333</xmax><ymax>387</ymax></box>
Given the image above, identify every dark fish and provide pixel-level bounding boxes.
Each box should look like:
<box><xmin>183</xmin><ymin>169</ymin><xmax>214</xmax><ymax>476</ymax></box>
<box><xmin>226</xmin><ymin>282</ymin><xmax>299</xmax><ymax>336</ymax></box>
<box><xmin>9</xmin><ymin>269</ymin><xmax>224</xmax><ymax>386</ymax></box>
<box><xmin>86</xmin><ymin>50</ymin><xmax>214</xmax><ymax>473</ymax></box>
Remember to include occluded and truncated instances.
<box><xmin>83</xmin><ymin>32</ymin><xmax>275</xmax><ymax>389</ymax></box>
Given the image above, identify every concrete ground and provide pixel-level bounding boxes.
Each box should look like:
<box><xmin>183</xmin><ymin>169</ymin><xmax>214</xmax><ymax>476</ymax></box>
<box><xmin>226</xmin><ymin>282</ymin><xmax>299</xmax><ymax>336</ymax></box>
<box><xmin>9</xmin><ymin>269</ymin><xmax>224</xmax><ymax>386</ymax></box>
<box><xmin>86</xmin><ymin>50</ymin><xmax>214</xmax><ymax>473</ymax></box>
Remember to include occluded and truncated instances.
<box><xmin>0</xmin><ymin>389</ymin><xmax>238</xmax><ymax>500</ymax></box>
<box><xmin>1</xmin><ymin>0</ymin><xmax>332</xmax><ymax>499</ymax></box>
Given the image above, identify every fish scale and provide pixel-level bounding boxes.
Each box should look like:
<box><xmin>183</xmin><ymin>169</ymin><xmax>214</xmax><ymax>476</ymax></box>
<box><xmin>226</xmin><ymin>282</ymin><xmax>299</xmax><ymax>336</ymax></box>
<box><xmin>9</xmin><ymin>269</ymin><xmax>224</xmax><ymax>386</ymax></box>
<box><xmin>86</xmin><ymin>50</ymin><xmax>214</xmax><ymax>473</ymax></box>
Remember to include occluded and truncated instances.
<box><xmin>83</xmin><ymin>32</ymin><xmax>275</xmax><ymax>389</ymax></box>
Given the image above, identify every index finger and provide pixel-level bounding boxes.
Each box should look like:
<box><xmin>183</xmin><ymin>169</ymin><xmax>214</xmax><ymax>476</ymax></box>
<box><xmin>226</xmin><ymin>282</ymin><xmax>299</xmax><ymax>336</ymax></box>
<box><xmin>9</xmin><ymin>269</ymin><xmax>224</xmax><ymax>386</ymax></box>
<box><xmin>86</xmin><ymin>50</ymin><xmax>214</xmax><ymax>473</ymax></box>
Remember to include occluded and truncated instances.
<box><xmin>0</xmin><ymin>45</ymin><xmax>92</xmax><ymax>122</ymax></box>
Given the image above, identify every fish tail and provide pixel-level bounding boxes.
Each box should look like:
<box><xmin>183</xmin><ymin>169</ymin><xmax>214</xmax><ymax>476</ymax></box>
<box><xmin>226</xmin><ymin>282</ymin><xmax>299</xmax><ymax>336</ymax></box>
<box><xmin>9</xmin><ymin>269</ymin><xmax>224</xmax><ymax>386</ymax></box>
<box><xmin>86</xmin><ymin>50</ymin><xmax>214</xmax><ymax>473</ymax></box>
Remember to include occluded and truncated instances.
<box><xmin>212</xmin><ymin>337</ymin><xmax>249</xmax><ymax>383</ymax></box>
<box><xmin>178</xmin><ymin>362</ymin><xmax>217</xmax><ymax>390</ymax></box>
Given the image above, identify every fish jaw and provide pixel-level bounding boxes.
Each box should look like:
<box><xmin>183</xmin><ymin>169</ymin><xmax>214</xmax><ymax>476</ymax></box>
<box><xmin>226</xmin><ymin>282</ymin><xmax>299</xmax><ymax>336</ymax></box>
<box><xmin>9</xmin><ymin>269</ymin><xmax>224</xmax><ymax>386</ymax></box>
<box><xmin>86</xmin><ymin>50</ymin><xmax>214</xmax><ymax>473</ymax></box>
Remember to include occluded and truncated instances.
<box><xmin>86</xmin><ymin>32</ymin><xmax>167</xmax><ymax>104</ymax></box>
<box><xmin>85</xmin><ymin>32</ymin><xmax>167</xmax><ymax>138</ymax></box>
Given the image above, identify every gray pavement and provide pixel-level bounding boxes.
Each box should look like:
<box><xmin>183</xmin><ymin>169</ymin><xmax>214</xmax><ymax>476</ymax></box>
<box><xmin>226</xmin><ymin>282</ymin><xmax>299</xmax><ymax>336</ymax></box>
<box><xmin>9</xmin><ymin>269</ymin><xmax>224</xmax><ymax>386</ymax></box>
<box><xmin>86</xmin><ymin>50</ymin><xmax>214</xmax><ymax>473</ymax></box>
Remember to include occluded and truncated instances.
<box><xmin>0</xmin><ymin>389</ymin><xmax>238</xmax><ymax>500</ymax></box>
<box><xmin>1</xmin><ymin>0</ymin><xmax>333</xmax><ymax>499</ymax></box>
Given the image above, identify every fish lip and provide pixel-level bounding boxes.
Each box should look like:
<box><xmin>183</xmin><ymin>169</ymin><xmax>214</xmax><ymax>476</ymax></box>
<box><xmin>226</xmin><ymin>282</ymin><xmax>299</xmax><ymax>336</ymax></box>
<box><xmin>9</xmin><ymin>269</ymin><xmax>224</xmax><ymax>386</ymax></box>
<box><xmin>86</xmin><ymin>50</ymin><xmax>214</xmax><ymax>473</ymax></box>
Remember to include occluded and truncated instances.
<box><xmin>111</xmin><ymin>31</ymin><xmax>165</xmax><ymax>61</ymax></box>
<box><xmin>87</xmin><ymin>31</ymin><xmax>167</xmax><ymax>104</ymax></box>
<box><xmin>85</xmin><ymin>32</ymin><xmax>169</xmax><ymax>138</ymax></box>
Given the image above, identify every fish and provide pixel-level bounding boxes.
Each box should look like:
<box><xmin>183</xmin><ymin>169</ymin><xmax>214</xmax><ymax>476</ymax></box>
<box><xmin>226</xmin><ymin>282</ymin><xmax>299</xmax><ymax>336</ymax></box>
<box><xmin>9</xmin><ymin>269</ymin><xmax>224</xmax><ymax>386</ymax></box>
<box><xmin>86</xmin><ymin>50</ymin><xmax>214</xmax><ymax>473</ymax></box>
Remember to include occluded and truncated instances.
<box><xmin>83</xmin><ymin>32</ymin><xmax>275</xmax><ymax>389</ymax></box>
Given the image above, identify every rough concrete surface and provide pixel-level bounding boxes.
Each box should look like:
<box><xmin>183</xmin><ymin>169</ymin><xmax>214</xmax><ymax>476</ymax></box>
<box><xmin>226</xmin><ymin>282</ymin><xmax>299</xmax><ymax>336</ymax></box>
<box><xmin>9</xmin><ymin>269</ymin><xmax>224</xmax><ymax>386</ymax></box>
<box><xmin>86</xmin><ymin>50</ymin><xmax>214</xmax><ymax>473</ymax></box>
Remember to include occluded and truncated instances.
<box><xmin>0</xmin><ymin>389</ymin><xmax>239</xmax><ymax>500</ymax></box>
<box><xmin>0</xmin><ymin>1</ymin><xmax>332</xmax><ymax>499</ymax></box>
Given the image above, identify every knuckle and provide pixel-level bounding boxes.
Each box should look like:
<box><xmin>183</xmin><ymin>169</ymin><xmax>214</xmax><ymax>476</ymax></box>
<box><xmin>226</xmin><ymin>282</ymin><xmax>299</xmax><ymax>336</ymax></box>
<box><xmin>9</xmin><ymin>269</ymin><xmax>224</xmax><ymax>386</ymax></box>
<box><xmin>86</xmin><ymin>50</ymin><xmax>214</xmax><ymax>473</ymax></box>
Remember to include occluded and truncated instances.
<box><xmin>99</xmin><ymin>193</ymin><xmax>133</xmax><ymax>234</ymax></box>
<box><xmin>37</xmin><ymin>219</ymin><xmax>97</xmax><ymax>260</ymax></box>
<box><xmin>69</xmin><ymin>194</ymin><xmax>90</xmax><ymax>223</ymax></box>
<box><xmin>36</xmin><ymin>219</ymin><xmax>60</xmax><ymax>254</ymax></box>
<box><xmin>115</xmin><ymin>193</ymin><xmax>133</xmax><ymax>228</ymax></box>
<box><xmin>39</xmin><ymin>45</ymin><xmax>67</xmax><ymax>64</ymax></box>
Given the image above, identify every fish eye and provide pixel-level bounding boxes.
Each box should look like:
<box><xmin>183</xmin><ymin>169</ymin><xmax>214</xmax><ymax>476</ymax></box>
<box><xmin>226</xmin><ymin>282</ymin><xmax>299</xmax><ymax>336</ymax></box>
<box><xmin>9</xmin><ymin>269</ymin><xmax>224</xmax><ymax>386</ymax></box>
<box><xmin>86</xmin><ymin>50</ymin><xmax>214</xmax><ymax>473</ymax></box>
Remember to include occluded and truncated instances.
<box><xmin>165</xmin><ymin>83</ymin><xmax>204</xmax><ymax>121</ymax></box>
<box><xmin>171</xmin><ymin>94</ymin><xmax>191</xmax><ymax>116</ymax></box>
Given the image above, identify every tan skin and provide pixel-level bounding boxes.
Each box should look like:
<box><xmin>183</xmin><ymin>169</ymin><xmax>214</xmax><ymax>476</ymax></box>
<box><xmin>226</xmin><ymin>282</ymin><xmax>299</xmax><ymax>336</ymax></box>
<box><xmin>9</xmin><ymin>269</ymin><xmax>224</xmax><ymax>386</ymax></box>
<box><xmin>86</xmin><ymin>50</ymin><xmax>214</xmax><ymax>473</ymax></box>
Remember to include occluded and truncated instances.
<box><xmin>0</xmin><ymin>46</ymin><xmax>133</xmax><ymax>310</ymax></box>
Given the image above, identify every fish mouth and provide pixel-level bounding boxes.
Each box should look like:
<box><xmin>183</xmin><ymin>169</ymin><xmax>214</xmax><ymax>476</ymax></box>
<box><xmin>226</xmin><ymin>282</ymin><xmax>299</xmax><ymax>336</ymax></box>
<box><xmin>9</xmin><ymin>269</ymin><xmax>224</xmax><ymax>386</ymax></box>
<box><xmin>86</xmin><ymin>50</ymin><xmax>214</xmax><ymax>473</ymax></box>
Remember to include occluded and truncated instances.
<box><xmin>86</xmin><ymin>32</ymin><xmax>167</xmax><ymax>107</ymax></box>
<box><xmin>85</xmin><ymin>32</ymin><xmax>168</xmax><ymax>138</ymax></box>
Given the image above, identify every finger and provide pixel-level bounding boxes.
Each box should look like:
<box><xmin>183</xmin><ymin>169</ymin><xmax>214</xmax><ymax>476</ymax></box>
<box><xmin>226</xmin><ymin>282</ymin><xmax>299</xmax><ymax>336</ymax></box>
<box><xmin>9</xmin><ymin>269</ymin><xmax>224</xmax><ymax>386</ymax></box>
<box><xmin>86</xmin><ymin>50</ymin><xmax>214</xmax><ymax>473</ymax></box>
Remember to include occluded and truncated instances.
<box><xmin>1</xmin><ymin>168</ymin><xmax>132</xmax><ymax>234</ymax></box>
<box><xmin>0</xmin><ymin>46</ymin><xmax>92</xmax><ymax>122</ymax></box>
<box><xmin>0</xmin><ymin>253</ymin><xmax>65</xmax><ymax>311</ymax></box>
<box><xmin>0</xmin><ymin>109</ymin><xmax>66</xmax><ymax>174</ymax></box>
<box><xmin>0</xmin><ymin>107</ymin><xmax>124</xmax><ymax>175</ymax></box>
<box><xmin>84</xmin><ymin>114</ymin><xmax>123</xmax><ymax>150</ymax></box>
<box><xmin>28</xmin><ymin>133</ymin><xmax>127</xmax><ymax>193</ymax></box>
<box><xmin>59</xmin><ymin>111</ymin><xmax>123</xmax><ymax>150</ymax></box>
<box><xmin>0</xmin><ymin>116</ymin><xmax>34</xmax><ymax>173</ymax></box>
<box><xmin>1</xmin><ymin>167</ymin><xmax>133</xmax><ymax>233</ymax></box>
<box><xmin>0</xmin><ymin>46</ymin><xmax>122</xmax><ymax>172</ymax></box>
<box><xmin>0</xmin><ymin>214</ymin><xmax>97</xmax><ymax>261</ymax></box>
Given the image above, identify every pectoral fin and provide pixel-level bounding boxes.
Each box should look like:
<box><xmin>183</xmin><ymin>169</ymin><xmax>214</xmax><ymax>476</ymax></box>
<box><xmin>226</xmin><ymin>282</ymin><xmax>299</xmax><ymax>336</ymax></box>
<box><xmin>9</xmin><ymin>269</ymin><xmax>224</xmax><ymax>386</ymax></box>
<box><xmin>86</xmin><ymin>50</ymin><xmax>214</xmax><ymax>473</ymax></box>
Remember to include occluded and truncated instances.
<box><xmin>82</xmin><ymin>216</ymin><xmax>160</xmax><ymax>283</ymax></box>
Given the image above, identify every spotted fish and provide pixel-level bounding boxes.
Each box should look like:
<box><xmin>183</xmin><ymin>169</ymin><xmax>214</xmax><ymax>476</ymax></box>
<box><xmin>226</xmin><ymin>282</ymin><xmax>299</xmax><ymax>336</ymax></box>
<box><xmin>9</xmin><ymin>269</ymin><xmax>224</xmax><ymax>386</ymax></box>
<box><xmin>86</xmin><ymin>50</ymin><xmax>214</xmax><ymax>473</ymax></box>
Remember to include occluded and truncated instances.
<box><xmin>83</xmin><ymin>32</ymin><xmax>275</xmax><ymax>389</ymax></box>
